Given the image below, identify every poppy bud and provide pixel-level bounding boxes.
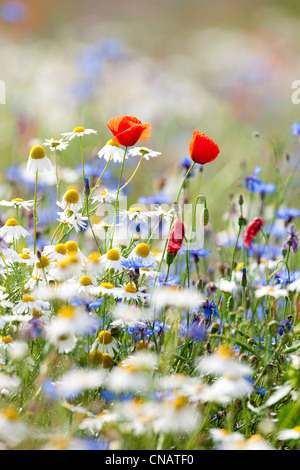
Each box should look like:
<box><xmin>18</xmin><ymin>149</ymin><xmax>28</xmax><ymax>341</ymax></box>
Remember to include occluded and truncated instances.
<box><xmin>201</xmin><ymin>207</ymin><xmax>210</xmax><ymax>226</ymax></box>
<box><xmin>166</xmin><ymin>215</ymin><xmax>185</xmax><ymax>260</ymax></box>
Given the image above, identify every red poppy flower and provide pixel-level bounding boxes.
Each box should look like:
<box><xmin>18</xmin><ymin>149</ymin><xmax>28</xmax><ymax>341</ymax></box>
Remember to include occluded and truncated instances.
<box><xmin>107</xmin><ymin>115</ymin><xmax>151</xmax><ymax>147</ymax></box>
<box><xmin>243</xmin><ymin>217</ymin><xmax>264</xmax><ymax>248</ymax></box>
<box><xmin>167</xmin><ymin>215</ymin><xmax>185</xmax><ymax>259</ymax></box>
<box><xmin>189</xmin><ymin>130</ymin><xmax>220</xmax><ymax>164</ymax></box>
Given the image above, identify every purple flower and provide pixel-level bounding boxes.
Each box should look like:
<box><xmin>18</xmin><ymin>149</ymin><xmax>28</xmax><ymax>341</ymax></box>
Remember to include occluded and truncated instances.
<box><xmin>283</xmin><ymin>226</ymin><xmax>299</xmax><ymax>254</ymax></box>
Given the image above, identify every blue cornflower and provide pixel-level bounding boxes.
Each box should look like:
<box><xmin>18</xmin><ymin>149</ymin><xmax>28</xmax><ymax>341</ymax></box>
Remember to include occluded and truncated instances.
<box><xmin>244</xmin><ymin>167</ymin><xmax>276</xmax><ymax>194</ymax></box>
<box><xmin>291</xmin><ymin>122</ymin><xmax>300</xmax><ymax>135</ymax></box>
<box><xmin>276</xmin><ymin>207</ymin><xmax>300</xmax><ymax>223</ymax></box>
<box><xmin>0</xmin><ymin>1</ymin><xmax>28</xmax><ymax>23</ymax></box>
<box><xmin>192</xmin><ymin>300</ymin><xmax>219</xmax><ymax>323</ymax></box>
<box><xmin>138</xmin><ymin>190</ymin><xmax>172</xmax><ymax>205</ymax></box>
<box><xmin>121</xmin><ymin>256</ymin><xmax>154</xmax><ymax>270</ymax></box>
<box><xmin>275</xmin><ymin>270</ymin><xmax>300</xmax><ymax>286</ymax></box>
<box><xmin>277</xmin><ymin>319</ymin><xmax>293</xmax><ymax>337</ymax></box>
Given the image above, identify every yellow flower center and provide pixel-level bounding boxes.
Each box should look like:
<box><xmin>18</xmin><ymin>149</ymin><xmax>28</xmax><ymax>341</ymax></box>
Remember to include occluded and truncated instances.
<box><xmin>235</xmin><ymin>262</ymin><xmax>244</xmax><ymax>271</ymax></box>
<box><xmin>32</xmin><ymin>308</ymin><xmax>42</xmax><ymax>318</ymax></box>
<box><xmin>20</xmin><ymin>253</ymin><xmax>31</xmax><ymax>260</ymax></box>
<box><xmin>139</xmin><ymin>147</ymin><xmax>150</xmax><ymax>154</ymax></box>
<box><xmin>140</xmin><ymin>268</ymin><xmax>150</xmax><ymax>272</ymax></box>
<box><xmin>22</xmin><ymin>295</ymin><xmax>35</xmax><ymax>303</ymax></box>
<box><xmin>30</xmin><ymin>145</ymin><xmax>46</xmax><ymax>160</ymax></box>
<box><xmin>64</xmin><ymin>189</ymin><xmax>80</xmax><ymax>205</ymax></box>
<box><xmin>89</xmin><ymin>350</ymin><xmax>103</xmax><ymax>365</ymax></box>
<box><xmin>5</xmin><ymin>218</ymin><xmax>19</xmax><ymax>227</ymax></box>
<box><xmin>88</xmin><ymin>252</ymin><xmax>101</xmax><ymax>263</ymax></box>
<box><xmin>3</xmin><ymin>408</ymin><xmax>18</xmax><ymax>420</ymax></box>
<box><xmin>79</xmin><ymin>275</ymin><xmax>93</xmax><ymax>286</ymax></box>
<box><xmin>57</xmin><ymin>305</ymin><xmax>75</xmax><ymax>318</ymax></box>
<box><xmin>107</xmin><ymin>139</ymin><xmax>120</xmax><ymax>148</ymax></box>
<box><xmin>2</xmin><ymin>336</ymin><xmax>13</xmax><ymax>344</ymax></box>
<box><xmin>65</xmin><ymin>241</ymin><xmax>78</xmax><ymax>256</ymax></box>
<box><xmin>36</xmin><ymin>255</ymin><xmax>50</xmax><ymax>269</ymax></box>
<box><xmin>135</xmin><ymin>243</ymin><xmax>150</xmax><ymax>258</ymax></box>
<box><xmin>221</xmin><ymin>429</ymin><xmax>231</xmax><ymax>435</ymax></box>
<box><xmin>106</xmin><ymin>249</ymin><xmax>120</xmax><ymax>261</ymax></box>
<box><xmin>293</xmin><ymin>426</ymin><xmax>300</xmax><ymax>432</ymax></box>
<box><xmin>102</xmin><ymin>353</ymin><xmax>113</xmax><ymax>369</ymax></box>
<box><xmin>55</xmin><ymin>244</ymin><xmax>67</xmax><ymax>255</ymax></box>
<box><xmin>11</xmin><ymin>198</ymin><xmax>24</xmax><ymax>202</ymax></box>
<box><xmin>100</xmin><ymin>282</ymin><xmax>114</xmax><ymax>289</ymax></box>
<box><xmin>136</xmin><ymin>340</ymin><xmax>148</xmax><ymax>351</ymax></box>
<box><xmin>217</xmin><ymin>345</ymin><xmax>233</xmax><ymax>358</ymax></box>
<box><xmin>98</xmin><ymin>330</ymin><xmax>113</xmax><ymax>345</ymax></box>
<box><xmin>173</xmin><ymin>396</ymin><xmax>188</xmax><ymax>409</ymax></box>
<box><xmin>125</xmin><ymin>283</ymin><xmax>137</xmax><ymax>294</ymax></box>
<box><xmin>73</xmin><ymin>126</ymin><xmax>85</xmax><ymax>133</ymax></box>
<box><xmin>129</xmin><ymin>207</ymin><xmax>142</xmax><ymax>213</ymax></box>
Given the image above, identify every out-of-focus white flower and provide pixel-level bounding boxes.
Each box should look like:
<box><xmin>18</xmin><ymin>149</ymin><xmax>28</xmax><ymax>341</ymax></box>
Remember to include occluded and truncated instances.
<box><xmin>12</xmin><ymin>295</ymin><xmax>50</xmax><ymax>315</ymax></box>
<box><xmin>7</xmin><ymin>341</ymin><xmax>29</xmax><ymax>361</ymax></box>
<box><xmin>278</xmin><ymin>426</ymin><xmax>300</xmax><ymax>441</ymax></box>
<box><xmin>152</xmin><ymin>287</ymin><xmax>202</xmax><ymax>309</ymax></box>
<box><xmin>255</xmin><ymin>285</ymin><xmax>288</xmax><ymax>299</ymax></box>
<box><xmin>218</xmin><ymin>278</ymin><xmax>236</xmax><ymax>294</ymax></box>
<box><xmin>46</xmin><ymin>369</ymin><xmax>106</xmax><ymax>399</ymax></box>
<box><xmin>196</xmin><ymin>345</ymin><xmax>253</xmax><ymax>377</ymax></box>
<box><xmin>109</xmin><ymin>352</ymin><xmax>158</xmax><ymax>392</ymax></box>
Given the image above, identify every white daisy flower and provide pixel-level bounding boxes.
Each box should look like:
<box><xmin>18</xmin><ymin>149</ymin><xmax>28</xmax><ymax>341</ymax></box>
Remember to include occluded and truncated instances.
<box><xmin>12</xmin><ymin>250</ymin><xmax>37</xmax><ymax>267</ymax></box>
<box><xmin>0</xmin><ymin>198</ymin><xmax>34</xmax><ymax>211</ymax></box>
<box><xmin>255</xmin><ymin>285</ymin><xmax>288</xmax><ymax>299</ymax></box>
<box><xmin>109</xmin><ymin>352</ymin><xmax>158</xmax><ymax>392</ymax></box>
<box><xmin>218</xmin><ymin>278</ymin><xmax>237</xmax><ymax>294</ymax></box>
<box><xmin>278</xmin><ymin>426</ymin><xmax>300</xmax><ymax>441</ymax></box>
<box><xmin>43</xmin><ymin>138</ymin><xmax>69</xmax><ymax>151</ymax></box>
<box><xmin>97</xmin><ymin>140</ymin><xmax>126</xmax><ymax>163</ymax></box>
<box><xmin>27</xmin><ymin>145</ymin><xmax>53</xmax><ymax>175</ymax></box>
<box><xmin>99</xmin><ymin>248</ymin><xmax>125</xmax><ymax>272</ymax></box>
<box><xmin>0</xmin><ymin>409</ymin><xmax>28</xmax><ymax>447</ymax></box>
<box><xmin>43</xmin><ymin>243</ymin><xmax>68</xmax><ymax>262</ymax></box>
<box><xmin>115</xmin><ymin>283</ymin><xmax>148</xmax><ymax>303</ymax></box>
<box><xmin>12</xmin><ymin>295</ymin><xmax>50</xmax><ymax>315</ymax></box>
<box><xmin>153</xmin><ymin>398</ymin><xmax>199</xmax><ymax>434</ymax></box>
<box><xmin>128</xmin><ymin>242</ymin><xmax>157</xmax><ymax>266</ymax></box>
<box><xmin>288</xmin><ymin>278</ymin><xmax>300</xmax><ymax>292</ymax></box>
<box><xmin>91</xmin><ymin>189</ymin><xmax>117</xmax><ymax>205</ymax></box>
<box><xmin>0</xmin><ymin>219</ymin><xmax>29</xmax><ymax>244</ymax></box>
<box><xmin>79</xmin><ymin>410</ymin><xmax>118</xmax><ymax>435</ymax></box>
<box><xmin>62</xmin><ymin>126</ymin><xmax>97</xmax><ymax>141</ymax></box>
<box><xmin>76</xmin><ymin>275</ymin><xmax>98</xmax><ymax>296</ymax></box>
<box><xmin>0</xmin><ymin>291</ymin><xmax>13</xmax><ymax>309</ymax></box>
<box><xmin>92</xmin><ymin>330</ymin><xmax>118</xmax><ymax>356</ymax></box>
<box><xmin>199</xmin><ymin>375</ymin><xmax>253</xmax><ymax>403</ymax></box>
<box><xmin>95</xmin><ymin>282</ymin><xmax>120</xmax><ymax>298</ymax></box>
<box><xmin>46</xmin><ymin>369</ymin><xmax>105</xmax><ymax>399</ymax></box>
<box><xmin>119</xmin><ymin>207</ymin><xmax>155</xmax><ymax>224</ymax></box>
<box><xmin>57</xmin><ymin>189</ymin><xmax>82</xmax><ymax>214</ymax></box>
<box><xmin>128</xmin><ymin>146</ymin><xmax>161</xmax><ymax>160</ymax></box>
<box><xmin>196</xmin><ymin>346</ymin><xmax>253</xmax><ymax>378</ymax></box>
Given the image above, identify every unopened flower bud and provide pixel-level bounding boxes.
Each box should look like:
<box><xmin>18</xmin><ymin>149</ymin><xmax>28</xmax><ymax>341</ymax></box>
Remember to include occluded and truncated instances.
<box><xmin>201</xmin><ymin>207</ymin><xmax>210</xmax><ymax>226</ymax></box>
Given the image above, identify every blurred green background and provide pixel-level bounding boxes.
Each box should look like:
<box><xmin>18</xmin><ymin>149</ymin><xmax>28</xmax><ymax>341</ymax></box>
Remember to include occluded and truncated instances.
<box><xmin>0</xmin><ymin>0</ymin><xmax>299</xmax><ymax>223</ymax></box>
